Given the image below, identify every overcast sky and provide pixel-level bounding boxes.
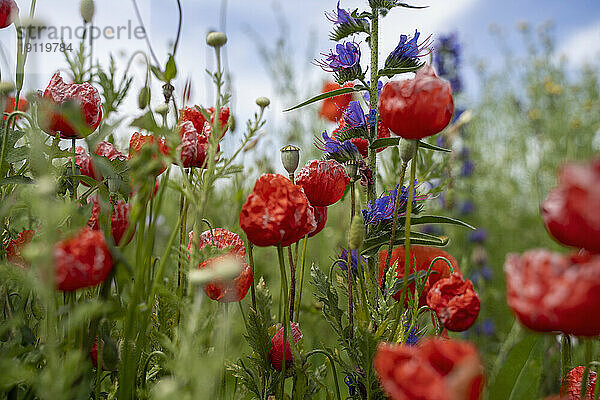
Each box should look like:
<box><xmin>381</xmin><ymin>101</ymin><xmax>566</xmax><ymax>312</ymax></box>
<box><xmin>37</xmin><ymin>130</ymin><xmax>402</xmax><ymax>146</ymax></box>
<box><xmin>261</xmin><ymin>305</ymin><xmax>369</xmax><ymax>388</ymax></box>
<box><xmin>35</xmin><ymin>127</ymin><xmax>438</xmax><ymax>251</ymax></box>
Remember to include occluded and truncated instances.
<box><xmin>0</xmin><ymin>0</ymin><xmax>598</xmax><ymax>149</ymax></box>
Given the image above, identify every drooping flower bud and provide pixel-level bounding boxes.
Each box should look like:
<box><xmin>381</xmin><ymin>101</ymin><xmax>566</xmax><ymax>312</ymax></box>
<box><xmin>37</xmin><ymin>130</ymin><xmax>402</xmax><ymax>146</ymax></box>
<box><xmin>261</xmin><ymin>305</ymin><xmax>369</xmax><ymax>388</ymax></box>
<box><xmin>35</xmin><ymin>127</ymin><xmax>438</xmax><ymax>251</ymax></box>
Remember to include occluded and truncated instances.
<box><xmin>80</xmin><ymin>0</ymin><xmax>95</xmax><ymax>23</ymax></box>
<box><xmin>138</xmin><ymin>86</ymin><xmax>150</xmax><ymax>110</ymax></box>
<box><xmin>280</xmin><ymin>145</ymin><xmax>300</xmax><ymax>176</ymax></box>
<box><xmin>206</xmin><ymin>31</ymin><xmax>227</xmax><ymax>48</ymax></box>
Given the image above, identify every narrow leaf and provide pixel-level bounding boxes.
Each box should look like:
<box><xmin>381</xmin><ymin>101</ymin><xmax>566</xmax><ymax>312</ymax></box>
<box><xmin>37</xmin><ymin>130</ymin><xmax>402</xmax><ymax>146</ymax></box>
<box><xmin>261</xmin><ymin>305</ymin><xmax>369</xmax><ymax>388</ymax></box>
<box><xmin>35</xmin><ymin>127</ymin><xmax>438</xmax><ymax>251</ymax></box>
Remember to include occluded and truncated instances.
<box><xmin>0</xmin><ymin>175</ymin><xmax>33</xmax><ymax>186</ymax></box>
<box><xmin>409</xmin><ymin>215</ymin><xmax>475</xmax><ymax>230</ymax></box>
<box><xmin>418</xmin><ymin>140</ymin><xmax>451</xmax><ymax>153</ymax></box>
<box><xmin>284</xmin><ymin>87</ymin><xmax>362</xmax><ymax>112</ymax></box>
<box><xmin>370</xmin><ymin>137</ymin><xmax>400</xmax><ymax>149</ymax></box>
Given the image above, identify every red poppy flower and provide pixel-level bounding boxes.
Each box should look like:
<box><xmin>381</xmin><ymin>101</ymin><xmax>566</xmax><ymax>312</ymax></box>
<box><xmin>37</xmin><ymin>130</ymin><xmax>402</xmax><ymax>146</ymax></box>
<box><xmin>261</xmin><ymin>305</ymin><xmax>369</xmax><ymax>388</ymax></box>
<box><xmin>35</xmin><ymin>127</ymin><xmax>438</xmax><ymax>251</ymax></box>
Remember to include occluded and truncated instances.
<box><xmin>128</xmin><ymin>132</ymin><xmax>170</xmax><ymax>175</ymax></box>
<box><xmin>90</xmin><ymin>340</ymin><xmax>104</xmax><ymax>369</ymax></box>
<box><xmin>54</xmin><ymin>228</ymin><xmax>114</xmax><ymax>291</ymax></box>
<box><xmin>95</xmin><ymin>141</ymin><xmax>127</xmax><ymax>162</ymax></box>
<box><xmin>40</xmin><ymin>72</ymin><xmax>103</xmax><ymax>139</ymax></box>
<box><xmin>374</xmin><ymin>338</ymin><xmax>484</xmax><ymax>400</ymax></box>
<box><xmin>560</xmin><ymin>366</ymin><xmax>597</xmax><ymax>400</ymax></box>
<box><xmin>71</xmin><ymin>146</ymin><xmax>99</xmax><ymax>185</ymax></box>
<box><xmin>0</xmin><ymin>0</ymin><xmax>18</xmax><ymax>29</ymax></box>
<box><xmin>177</xmin><ymin>120</ymin><xmax>199</xmax><ymax>168</ymax></box>
<box><xmin>72</xmin><ymin>142</ymin><xmax>126</xmax><ymax>186</ymax></box>
<box><xmin>4</xmin><ymin>229</ymin><xmax>35</xmax><ymax>269</ymax></box>
<box><xmin>188</xmin><ymin>228</ymin><xmax>251</xmax><ymax>302</ymax></box>
<box><xmin>3</xmin><ymin>95</ymin><xmax>29</xmax><ymax>121</ymax></box>
<box><xmin>175</xmin><ymin>120</ymin><xmax>220</xmax><ymax>169</ymax></box>
<box><xmin>270</xmin><ymin>322</ymin><xmax>303</xmax><ymax>371</ymax></box>
<box><xmin>319</xmin><ymin>82</ymin><xmax>354</xmax><ymax>122</ymax></box>
<box><xmin>505</xmin><ymin>249</ymin><xmax>600</xmax><ymax>336</ymax></box>
<box><xmin>542</xmin><ymin>157</ymin><xmax>600</xmax><ymax>253</ymax></box>
<box><xmin>378</xmin><ymin>246</ymin><xmax>460</xmax><ymax>305</ymax></box>
<box><xmin>308</xmin><ymin>206</ymin><xmax>327</xmax><ymax>238</ymax></box>
<box><xmin>295</xmin><ymin>160</ymin><xmax>349</xmax><ymax>207</ymax></box>
<box><xmin>379</xmin><ymin>65</ymin><xmax>454</xmax><ymax>140</ymax></box>
<box><xmin>240</xmin><ymin>174</ymin><xmax>316</xmax><ymax>247</ymax></box>
<box><xmin>180</xmin><ymin>105</ymin><xmax>230</xmax><ymax>137</ymax></box>
<box><xmin>427</xmin><ymin>273</ymin><xmax>480</xmax><ymax>332</ymax></box>
<box><xmin>331</xmin><ymin>118</ymin><xmax>391</xmax><ymax>158</ymax></box>
<box><xmin>87</xmin><ymin>198</ymin><xmax>134</xmax><ymax>246</ymax></box>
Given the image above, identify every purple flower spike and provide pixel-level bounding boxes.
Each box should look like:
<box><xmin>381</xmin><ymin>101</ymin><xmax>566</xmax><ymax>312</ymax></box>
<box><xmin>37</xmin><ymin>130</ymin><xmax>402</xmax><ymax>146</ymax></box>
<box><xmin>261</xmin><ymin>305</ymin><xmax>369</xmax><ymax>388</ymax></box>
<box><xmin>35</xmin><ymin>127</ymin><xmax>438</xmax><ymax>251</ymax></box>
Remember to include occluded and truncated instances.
<box><xmin>385</xmin><ymin>29</ymin><xmax>432</xmax><ymax>70</ymax></box>
<box><xmin>326</xmin><ymin>1</ymin><xmax>355</xmax><ymax>25</ymax></box>
<box><xmin>343</xmin><ymin>101</ymin><xmax>366</xmax><ymax>128</ymax></box>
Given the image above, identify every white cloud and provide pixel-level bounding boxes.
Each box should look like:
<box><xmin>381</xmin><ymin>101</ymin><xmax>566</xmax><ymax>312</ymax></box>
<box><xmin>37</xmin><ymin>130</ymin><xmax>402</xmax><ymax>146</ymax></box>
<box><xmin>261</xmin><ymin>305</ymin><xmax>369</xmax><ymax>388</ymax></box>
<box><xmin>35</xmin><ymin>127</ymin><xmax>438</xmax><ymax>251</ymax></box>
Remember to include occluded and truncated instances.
<box><xmin>557</xmin><ymin>19</ymin><xmax>600</xmax><ymax>65</ymax></box>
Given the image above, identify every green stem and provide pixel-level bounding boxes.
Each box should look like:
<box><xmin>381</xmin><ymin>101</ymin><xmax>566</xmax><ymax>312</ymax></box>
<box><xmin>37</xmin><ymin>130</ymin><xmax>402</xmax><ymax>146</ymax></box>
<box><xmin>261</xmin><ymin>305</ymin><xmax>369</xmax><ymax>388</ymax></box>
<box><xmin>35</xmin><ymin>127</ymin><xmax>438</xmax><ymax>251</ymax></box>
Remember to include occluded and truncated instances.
<box><xmin>277</xmin><ymin>244</ymin><xmax>290</xmax><ymax>398</ymax></box>
<box><xmin>382</xmin><ymin>161</ymin><xmax>408</xmax><ymax>285</ymax></box>
<box><xmin>288</xmin><ymin>246</ymin><xmax>296</xmax><ymax>321</ymax></box>
<box><xmin>294</xmin><ymin>235</ymin><xmax>309</xmax><ymax>322</ymax></box>
<box><xmin>560</xmin><ymin>334</ymin><xmax>572</xmax><ymax>383</ymax></box>
<box><xmin>247</xmin><ymin>243</ymin><xmax>257</xmax><ymax>311</ymax></box>
<box><xmin>393</xmin><ymin>141</ymin><xmax>419</xmax><ymax>338</ymax></box>
<box><xmin>367</xmin><ymin>7</ymin><xmax>379</xmax><ymax>205</ymax></box>
<box><xmin>305</xmin><ymin>350</ymin><xmax>342</xmax><ymax>400</ymax></box>
<box><xmin>348</xmin><ymin>182</ymin><xmax>356</xmax><ymax>339</ymax></box>
<box><xmin>71</xmin><ymin>138</ymin><xmax>76</xmax><ymax>200</ymax></box>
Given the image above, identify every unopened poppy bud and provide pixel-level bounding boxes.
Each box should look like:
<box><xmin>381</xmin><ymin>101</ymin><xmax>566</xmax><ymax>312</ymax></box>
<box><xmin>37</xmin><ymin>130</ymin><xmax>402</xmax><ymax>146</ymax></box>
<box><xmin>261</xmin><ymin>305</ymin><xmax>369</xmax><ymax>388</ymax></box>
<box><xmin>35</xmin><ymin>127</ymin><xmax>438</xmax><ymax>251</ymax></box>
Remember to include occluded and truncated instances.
<box><xmin>80</xmin><ymin>0</ymin><xmax>95</xmax><ymax>23</ymax></box>
<box><xmin>206</xmin><ymin>31</ymin><xmax>227</xmax><ymax>48</ymax></box>
<box><xmin>280</xmin><ymin>145</ymin><xmax>300</xmax><ymax>176</ymax></box>
<box><xmin>138</xmin><ymin>87</ymin><xmax>150</xmax><ymax>109</ymax></box>
<box><xmin>349</xmin><ymin>217</ymin><xmax>364</xmax><ymax>250</ymax></box>
<box><xmin>344</xmin><ymin>161</ymin><xmax>359</xmax><ymax>183</ymax></box>
<box><xmin>256</xmin><ymin>97</ymin><xmax>270</xmax><ymax>108</ymax></box>
<box><xmin>155</xmin><ymin>103</ymin><xmax>169</xmax><ymax>116</ymax></box>
<box><xmin>0</xmin><ymin>81</ymin><xmax>15</xmax><ymax>95</ymax></box>
<box><xmin>399</xmin><ymin>139</ymin><xmax>417</xmax><ymax>163</ymax></box>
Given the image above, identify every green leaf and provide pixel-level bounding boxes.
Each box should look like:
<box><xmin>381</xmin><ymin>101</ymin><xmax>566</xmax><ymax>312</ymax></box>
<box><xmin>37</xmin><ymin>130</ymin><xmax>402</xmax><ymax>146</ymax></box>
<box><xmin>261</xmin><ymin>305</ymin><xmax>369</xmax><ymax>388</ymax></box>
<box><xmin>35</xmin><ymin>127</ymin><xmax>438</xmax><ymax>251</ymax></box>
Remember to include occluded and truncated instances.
<box><xmin>164</xmin><ymin>54</ymin><xmax>177</xmax><ymax>82</ymax></box>
<box><xmin>378</xmin><ymin>65</ymin><xmax>423</xmax><ymax>78</ymax></box>
<box><xmin>284</xmin><ymin>87</ymin><xmax>363</xmax><ymax>112</ymax></box>
<box><xmin>0</xmin><ymin>175</ymin><xmax>33</xmax><ymax>186</ymax></box>
<box><xmin>389</xmin><ymin>270</ymin><xmax>436</xmax><ymax>296</ymax></box>
<box><xmin>409</xmin><ymin>215</ymin><xmax>475</xmax><ymax>230</ymax></box>
<box><xmin>369</xmin><ymin>138</ymin><xmax>451</xmax><ymax>153</ymax></box>
<box><xmin>418</xmin><ymin>140</ymin><xmax>451</xmax><ymax>153</ymax></box>
<box><xmin>131</xmin><ymin>111</ymin><xmax>160</xmax><ymax>132</ymax></box>
<box><xmin>5</xmin><ymin>147</ymin><xmax>29</xmax><ymax>163</ymax></box>
<box><xmin>150</xmin><ymin>64</ymin><xmax>165</xmax><ymax>82</ymax></box>
<box><xmin>361</xmin><ymin>231</ymin><xmax>449</xmax><ymax>259</ymax></box>
<box><xmin>488</xmin><ymin>334</ymin><xmax>544</xmax><ymax>400</ymax></box>
<box><xmin>370</xmin><ymin>137</ymin><xmax>400</xmax><ymax>149</ymax></box>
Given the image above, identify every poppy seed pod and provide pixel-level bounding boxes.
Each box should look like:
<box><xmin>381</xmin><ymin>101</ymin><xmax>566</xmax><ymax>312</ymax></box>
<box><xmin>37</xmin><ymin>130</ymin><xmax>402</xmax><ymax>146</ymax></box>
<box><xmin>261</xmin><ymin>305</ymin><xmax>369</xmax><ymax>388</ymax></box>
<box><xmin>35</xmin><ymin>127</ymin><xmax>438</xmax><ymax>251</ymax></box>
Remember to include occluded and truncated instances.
<box><xmin>256</xmin><ymin>96</ymin><xmax>270</xmax><ymax>108</ymax></box>
<box><xmin>379</xmin><ymin>65</ymin><xmax>454</xmax><ymax>140</ymax></box>
<box><xmin>344</xmin><ymin>160</ymin><xmax>359</xmax><ymax>183</ymax></box>
<box><xmin>206</xmin><ymin>31</ymin><xmax>227</xmax><ymax>48</ymax></box>
<box><xmin>280</xmin><ymin>145</ymin><xmax>300</xmax><ymax>176</ymax></box>
<box><xmin>80</xmin><ymin>0</ymin><xmax>95</xmax><ymax>23</ymax></box>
